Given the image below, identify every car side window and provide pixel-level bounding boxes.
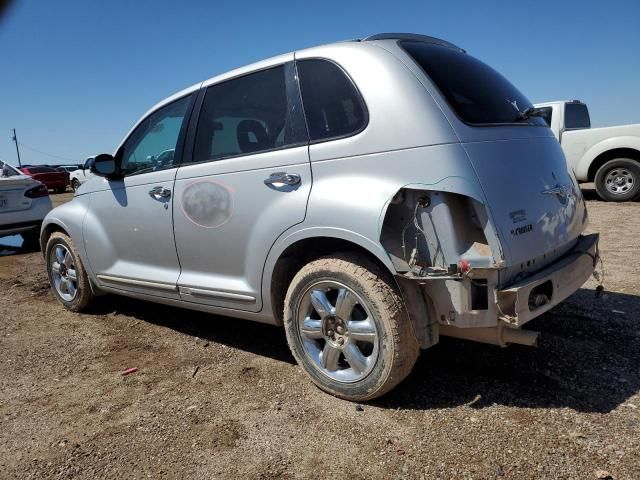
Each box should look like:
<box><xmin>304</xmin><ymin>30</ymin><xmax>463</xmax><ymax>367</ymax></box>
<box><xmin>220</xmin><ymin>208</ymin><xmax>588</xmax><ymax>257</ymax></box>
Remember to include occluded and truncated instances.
<box><xmin>193</xmin><ymin>65</ymin><xmax>305</xmax><ymax>163</ymax></box>
<box><xmin>538</xmin><ymin>107</ymin><xmax>553</xmax><ymax>127</ymax></box>
<box><xmin>296</xmin><ymin>59</ymin><xmax>367</xmax><ymax>142</ymax></box>
<box><xmin>120</xmin><ymin>94</ymin><xmax>193</xmax><ymax>176</ymax></box>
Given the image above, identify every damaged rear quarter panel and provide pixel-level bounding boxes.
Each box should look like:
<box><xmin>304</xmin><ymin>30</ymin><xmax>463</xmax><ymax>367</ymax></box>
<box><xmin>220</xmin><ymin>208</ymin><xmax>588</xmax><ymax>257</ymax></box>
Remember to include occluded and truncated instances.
<box><xmin>303</xmin><ymin>142</ymin><xmax>497</xmax><ymax>268</ymax></box>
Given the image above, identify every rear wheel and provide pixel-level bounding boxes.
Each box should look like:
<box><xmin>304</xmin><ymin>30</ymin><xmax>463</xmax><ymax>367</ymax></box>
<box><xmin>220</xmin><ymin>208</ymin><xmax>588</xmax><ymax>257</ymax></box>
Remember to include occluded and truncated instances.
<box><xmin>71</xmin><ymin>179</ymin><xmax>80</xmax><ymax>192</ymax></box>
<box><xmin>283</xmin><ymin>253</ymin><xmax>419</xmax><ymax>401</ymax></box>
<box><xmin>594</xmin><ymin>158</ymin><xmax>640</xmax><ymax>202</ymax></box>
<box><xmin>45</xmin><ymin>232</ymin><xmax>94</xmax><ymax>312</ymax></box>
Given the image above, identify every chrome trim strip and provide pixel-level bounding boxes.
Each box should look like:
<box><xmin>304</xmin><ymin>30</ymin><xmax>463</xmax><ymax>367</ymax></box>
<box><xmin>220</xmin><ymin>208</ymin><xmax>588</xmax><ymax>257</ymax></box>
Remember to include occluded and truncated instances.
<box><xmin>179</xmin><ymin>286</ymin><xmax>256</xmax><ymax>303</ymax></box>
<box><xmin>96</xmin><ymin>274</ymin><xmax>178</xmax><ymax>291</ymax></box>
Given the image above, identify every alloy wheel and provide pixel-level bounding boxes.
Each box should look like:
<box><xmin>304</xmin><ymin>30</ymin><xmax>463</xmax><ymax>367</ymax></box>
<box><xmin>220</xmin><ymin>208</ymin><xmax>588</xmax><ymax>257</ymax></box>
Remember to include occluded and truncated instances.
<box><xmin>296</xmin><ymin>281</ymin><xmax>379</xmax><ymax>383</ymax></box>
<box><xmin>50</xmin><ymin>244</ymin><xmax>79</xmax><ymax>301</ymax></box>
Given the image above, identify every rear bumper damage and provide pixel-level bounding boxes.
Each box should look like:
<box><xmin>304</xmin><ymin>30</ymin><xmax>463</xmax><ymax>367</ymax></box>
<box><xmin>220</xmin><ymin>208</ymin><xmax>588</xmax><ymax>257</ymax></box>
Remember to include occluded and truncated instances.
<box><xmin>495</xmin><ymin>233</ymin><xmax>599</xmax><ymax>326</ymax></box>
<box><xmin>398</xmin><ymin>233</ymin><xmax>600</xmax><ymax>348</ymax></box>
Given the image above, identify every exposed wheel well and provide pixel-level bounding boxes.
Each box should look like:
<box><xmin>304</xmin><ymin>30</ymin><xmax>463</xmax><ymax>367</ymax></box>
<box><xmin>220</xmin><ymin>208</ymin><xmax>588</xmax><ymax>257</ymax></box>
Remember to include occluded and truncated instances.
<box><xmin>588</xmin><ymin>148</ymin><xmax>640</xmax><ymax>182</ymax></box>
<box><xmin>270</xmin><ymin>237</ymin><xmax>391</xmax><ymax>324</ymax></box>
<box><xmin>39</xmin><ymin>224</ymin><xmax>68</xmax><ymax>253</ymax></box>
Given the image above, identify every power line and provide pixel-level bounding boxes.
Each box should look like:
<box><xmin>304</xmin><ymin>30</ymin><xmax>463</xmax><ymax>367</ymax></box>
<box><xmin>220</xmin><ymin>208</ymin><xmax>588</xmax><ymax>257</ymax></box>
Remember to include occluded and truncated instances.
<box><xmin>16</xmin><ymin>141</ymin><xmax>82</xmax><ymax>163</ymax></box>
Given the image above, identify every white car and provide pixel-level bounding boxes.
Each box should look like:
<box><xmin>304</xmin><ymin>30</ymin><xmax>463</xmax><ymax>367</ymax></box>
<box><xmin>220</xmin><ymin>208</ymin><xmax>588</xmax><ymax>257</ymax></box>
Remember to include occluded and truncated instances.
<box><xmin>69</xmin><ymin>157</ymin><xmax>95</xmax><ymax>191</ymax></box>
<box><xmin>534</xmin><ymin>100</ymin><xmax>640</xmax><ymax>201</ymax></box>
<box><xmin>1</xmin><ymin>160</ymin><xmax>52</xmax><ymax>246</ymax></box>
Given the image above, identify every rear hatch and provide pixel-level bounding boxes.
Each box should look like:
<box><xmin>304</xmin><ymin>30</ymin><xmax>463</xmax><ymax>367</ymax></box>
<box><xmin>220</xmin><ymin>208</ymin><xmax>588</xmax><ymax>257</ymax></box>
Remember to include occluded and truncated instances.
<box><xmin>399</xmin><ymin>40</ymin><xmax>588</xmax><ymax>282</ymax></box>
<box><xmin>462</xmin><ymin>136</ymin><xmax>586</xmax><ymax>278</ymax></box>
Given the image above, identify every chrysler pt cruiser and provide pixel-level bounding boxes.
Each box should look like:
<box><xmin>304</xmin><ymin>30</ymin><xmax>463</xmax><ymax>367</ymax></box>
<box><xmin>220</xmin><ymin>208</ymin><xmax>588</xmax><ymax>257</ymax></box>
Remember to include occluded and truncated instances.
<box><xmin>41</xmin><ymin>33</ymin><xmax>599</xmax><ymax>401</ymax></box>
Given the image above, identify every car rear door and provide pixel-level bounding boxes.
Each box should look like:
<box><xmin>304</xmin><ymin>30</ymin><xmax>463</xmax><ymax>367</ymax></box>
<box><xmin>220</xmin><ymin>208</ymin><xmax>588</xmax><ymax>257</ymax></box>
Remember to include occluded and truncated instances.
<box><xmin>173</xmin><ymin>61</ymin><xmax>311</xmax><ymax>312</ymax></box>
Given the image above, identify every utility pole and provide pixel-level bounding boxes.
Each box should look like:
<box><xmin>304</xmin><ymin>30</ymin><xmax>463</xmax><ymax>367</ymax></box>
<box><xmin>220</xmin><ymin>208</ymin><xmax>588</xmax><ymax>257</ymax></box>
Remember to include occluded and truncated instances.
<box><xmin>11</xmin><ymin>128</ymin><xmax>22</xmax><ymax>167</ymax></box>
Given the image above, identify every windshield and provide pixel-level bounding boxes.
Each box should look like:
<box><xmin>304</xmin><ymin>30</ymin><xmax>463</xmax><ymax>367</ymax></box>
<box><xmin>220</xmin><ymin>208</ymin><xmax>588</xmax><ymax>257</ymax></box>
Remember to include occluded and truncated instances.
<box><xmin>1</xmin><ymin>161</ymin><xmax>21</xmax><ymax>177</ymax></box>
<box><xmin>401</xmin><ymin>41</ymin><xmax>546</xmax><ymax>126</ymax></box>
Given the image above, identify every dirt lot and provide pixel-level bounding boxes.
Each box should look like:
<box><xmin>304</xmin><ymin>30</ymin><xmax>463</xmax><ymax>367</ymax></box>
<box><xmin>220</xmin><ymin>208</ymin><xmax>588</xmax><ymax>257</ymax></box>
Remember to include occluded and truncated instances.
<box><xmin>0</xmin><ymin>188</ymin><xmax>638</xmax><ymax>479</ymax></box>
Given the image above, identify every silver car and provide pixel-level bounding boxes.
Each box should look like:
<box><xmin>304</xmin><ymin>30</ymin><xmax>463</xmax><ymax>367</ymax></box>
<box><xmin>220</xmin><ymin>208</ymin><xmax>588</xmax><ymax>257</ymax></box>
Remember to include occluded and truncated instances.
<box><xmin>41</xmin><ymin>33</ymin><xmax>599</xmax><ymax>401</ymax></box>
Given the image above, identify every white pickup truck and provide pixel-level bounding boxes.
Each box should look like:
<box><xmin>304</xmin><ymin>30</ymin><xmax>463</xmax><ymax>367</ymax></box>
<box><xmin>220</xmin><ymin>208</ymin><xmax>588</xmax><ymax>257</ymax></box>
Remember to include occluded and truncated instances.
<box><xmin>534</xmin><ymin>100</ymin><xmax>640</xmax><ymax>201</ymax></box>
<box><xmin>69</xmin><ymin>157</ymin><xmax>95</xmax><ymax>191</ymax></box>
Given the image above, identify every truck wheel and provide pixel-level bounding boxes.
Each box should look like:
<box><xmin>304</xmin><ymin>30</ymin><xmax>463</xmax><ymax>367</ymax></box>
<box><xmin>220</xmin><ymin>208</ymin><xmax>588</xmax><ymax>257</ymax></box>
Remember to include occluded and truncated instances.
<box><xmin>71</xmin><ymin>179</ymin><xmax>80</xmax><ymax>191</ymax></box>
<box><xmin>594</xmin><ymin>158</ymin><xmax>640</xmax><ymax>202</ymax></box>
<box><xmin>283</xmin><ymin>253</ymin><xmax>419</xmax><ymax>401</ymax></box>
<box><xmin>45</xmin><ymin>232</ymin><xmax>94</xmax><ymax>312</ymax></box>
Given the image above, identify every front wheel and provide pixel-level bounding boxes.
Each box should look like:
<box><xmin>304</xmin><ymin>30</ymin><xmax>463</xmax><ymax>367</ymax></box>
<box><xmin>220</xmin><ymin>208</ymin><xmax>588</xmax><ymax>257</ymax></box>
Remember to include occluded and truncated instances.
<box><xmin>283</xmin><ymin>253</ymin><xmax>419</xmax><ymax>401</ymax></box>
<box><xmin>594</xmin><ymin>158</ymin><xmax>640</xmax><ymax>202</ymax></box>
<box><xmin>71</xmin><ymin>179</ymin><xmax>80</xmax><ymax>192</ymax></box>
<box><xmin>45</xmin><ymin>232</ymin><xmax>94</xmax><ymax>312</ymax></box>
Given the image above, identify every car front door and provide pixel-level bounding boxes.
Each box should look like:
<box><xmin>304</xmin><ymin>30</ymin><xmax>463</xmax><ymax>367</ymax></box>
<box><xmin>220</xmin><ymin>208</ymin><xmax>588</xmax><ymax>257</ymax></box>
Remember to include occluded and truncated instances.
<box><xmin>173</xmin><ymin>62</ymin><xmax>311</xmax><ymax>312</ymax></box>
<box><xmin>83</xmin><ymin>94</ymin><xmax>195</xmax><ymax>298</ymax></box>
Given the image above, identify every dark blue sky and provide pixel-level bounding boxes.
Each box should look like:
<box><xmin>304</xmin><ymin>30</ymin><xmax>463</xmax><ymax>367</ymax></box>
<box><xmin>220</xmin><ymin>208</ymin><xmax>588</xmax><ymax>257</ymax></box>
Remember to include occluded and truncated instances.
<box><xmin>1</xmin><ymin>0</ymin><xmax>638</xmax><ymax>165</ymax></box>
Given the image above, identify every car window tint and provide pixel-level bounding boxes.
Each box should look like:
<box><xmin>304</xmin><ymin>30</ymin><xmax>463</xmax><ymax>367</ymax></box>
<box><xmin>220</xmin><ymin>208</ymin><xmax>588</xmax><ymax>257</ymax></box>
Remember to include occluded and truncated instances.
<box><xmin>401</xmin><ymin>41</ymin><xmax>546</xmax><ymax>126</ymax></box>
<box><xmin>296</xmin><ymin>59</ymin><xmax>366</xmax><ymax>141</ymax></box>
<box><xmin>538</xmin><ymin>107</ymin><xmax>553</xmax><ymax>127</ymax></box>
<box><xmin>193</xmin><ymin>65</ymin><xmax>304</xmax><ymax>163</ymax></box>
<box><xmin>565</xmin><ymin>103</ymin><xmax>591</xmax><ymax>129</ymax></box>
<box><xmin>28</xmin><ymin>166</ymin><xmax>56</xmax><ymax>173</ymax></box>
<box><xmin>121</xmin><ymin>94</ymin><xmax>192</xmax><ymax>176</ymax></box>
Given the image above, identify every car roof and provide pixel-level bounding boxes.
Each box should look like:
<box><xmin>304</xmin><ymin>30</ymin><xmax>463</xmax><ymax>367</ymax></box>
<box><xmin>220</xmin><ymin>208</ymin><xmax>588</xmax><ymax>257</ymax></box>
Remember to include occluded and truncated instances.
<box><xmin>143</xmin><ymin>33</ymin><xmax>459</xmax><ymax>117</ymax></box>
<box><xmin>119</xmin><ymin>33</ymin><xmax>460</xmax><ymax>152</ymax></box>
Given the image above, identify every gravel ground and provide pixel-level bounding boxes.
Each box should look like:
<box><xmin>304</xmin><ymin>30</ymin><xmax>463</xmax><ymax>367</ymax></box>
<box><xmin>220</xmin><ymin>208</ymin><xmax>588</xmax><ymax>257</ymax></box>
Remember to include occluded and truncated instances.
<box><xmin>0</xmin><ymin>188</ymin><xmax>638</xmax><ymax>479</ymax></box>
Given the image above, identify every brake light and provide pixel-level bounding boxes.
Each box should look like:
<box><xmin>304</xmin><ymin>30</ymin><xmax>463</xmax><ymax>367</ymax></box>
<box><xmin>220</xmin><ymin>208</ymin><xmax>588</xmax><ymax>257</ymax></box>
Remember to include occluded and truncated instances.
<box><xmin>24</xmin><ymin>184</ymin><xmax>49</xmax><ymax>198</ymax></box>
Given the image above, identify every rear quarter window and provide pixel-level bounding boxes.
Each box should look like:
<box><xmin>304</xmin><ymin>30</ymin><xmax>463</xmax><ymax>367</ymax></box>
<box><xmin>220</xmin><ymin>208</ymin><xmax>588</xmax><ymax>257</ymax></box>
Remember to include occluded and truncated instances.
<box><xmin>401</xmin><ymin>41</ymin><xmax>546</xmax><ymax>126</ymax></box>
<box><xmin>296</xmin><ymin>59</ymin><xmax>367</xmax><ymax>141</ymax></box>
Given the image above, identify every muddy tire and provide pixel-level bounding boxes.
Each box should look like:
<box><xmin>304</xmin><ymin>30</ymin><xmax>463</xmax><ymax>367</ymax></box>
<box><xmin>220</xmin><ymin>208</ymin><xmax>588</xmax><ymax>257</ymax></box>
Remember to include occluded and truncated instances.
<box><xmin>594</xmin><ymin>158</ymin><xmax>640</xmax><ymax>202</ymax></box>
<box><xmin>45</xmin><ymin>232</ymin><xmax>94</xmax><ymax>312</ymax></box>
<box><xmin>283</xmin><ymin>253</ymin><xmax>419</xmax><ymax>401</ymax></box>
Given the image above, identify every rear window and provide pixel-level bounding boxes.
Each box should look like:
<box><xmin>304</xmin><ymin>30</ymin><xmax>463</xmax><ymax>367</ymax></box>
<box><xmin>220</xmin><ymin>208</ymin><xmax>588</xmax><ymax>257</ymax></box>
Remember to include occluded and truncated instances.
<box><xmin>564</xmin><ymin>103</ymin><xmax>591</xmax><ymax>129</ymax></box>
<box><xmin>401</xmin><ymin>41</ymin><xmax>546</xmax><ymax>126</ymax></box>
<box><xmin>1</xmin><ymin>161</ymin><xmax>20</xmax><ymax>177</ymax></box>
<box><xmin>296</xmin><ymin>59</ymin><xmax>367</xmax><ymax>141</ymax></box>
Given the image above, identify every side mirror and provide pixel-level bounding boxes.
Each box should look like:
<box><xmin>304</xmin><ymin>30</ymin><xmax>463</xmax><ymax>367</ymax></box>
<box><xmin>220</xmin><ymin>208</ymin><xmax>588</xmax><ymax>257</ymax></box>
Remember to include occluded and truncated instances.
<box><xmin>91</xmin><ymin>153</ymin><xmax>119</xmax><ymax>179</ymax></box>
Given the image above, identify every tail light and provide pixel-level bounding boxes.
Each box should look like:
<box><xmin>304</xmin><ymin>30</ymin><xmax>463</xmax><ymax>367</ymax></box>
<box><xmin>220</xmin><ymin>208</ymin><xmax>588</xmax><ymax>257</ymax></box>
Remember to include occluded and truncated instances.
<box><xmin>24</xmin><ymin>184</ymin><xmax>49</xmax><ymax>198</ymax></box>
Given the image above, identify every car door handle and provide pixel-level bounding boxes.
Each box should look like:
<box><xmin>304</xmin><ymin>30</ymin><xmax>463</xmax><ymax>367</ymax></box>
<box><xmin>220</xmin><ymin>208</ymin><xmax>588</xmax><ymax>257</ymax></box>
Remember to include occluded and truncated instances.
<box><xmin>264</xmin><ymin>172</ymin><xmax>301</xmax><ymax>186</ymax></box>
<box><xmin>149</xmin><ymin>186</ymin><xmax>172</xmax><ymax>200</ymax></box>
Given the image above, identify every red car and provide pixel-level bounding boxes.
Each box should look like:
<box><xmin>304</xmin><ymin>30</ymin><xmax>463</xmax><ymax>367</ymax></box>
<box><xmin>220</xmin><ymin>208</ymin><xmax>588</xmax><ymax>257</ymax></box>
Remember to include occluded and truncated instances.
<box><xmin>19</xmin><ymin>166</ymin><xmax>69</xmax><ymax>193</ymax></box>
